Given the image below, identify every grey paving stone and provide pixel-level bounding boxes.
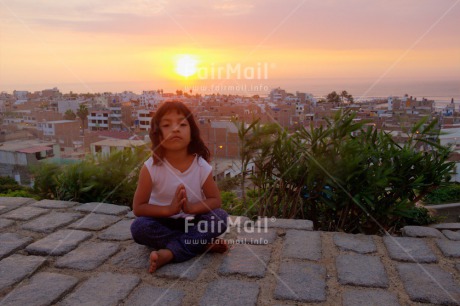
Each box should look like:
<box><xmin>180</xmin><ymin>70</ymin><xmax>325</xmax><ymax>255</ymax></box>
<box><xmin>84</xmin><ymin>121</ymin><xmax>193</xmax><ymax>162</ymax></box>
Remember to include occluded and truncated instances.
<box><xmin>336</xmin><ymin>254</ymin><xmax>389</xmax><ymax>288</ymax></box>
<box><xmin>68</xmin><ymin>213</ymin><xmax>121</xmax><ymax>231</ymax></box>
<box><xmin>0</xmin><ymin>197</ymin><xmax>35</xmax><ymax>214</ymax></box>
<box><xmin>256</xmin><ymin>217</ymin><xmax>313</xmax><ymax>230</ymax></box>
<box><xmin>126</xmin><ymin>210</ymin><xmax>136</xmax><ymax>219</ymax></box>
<box><xmin>0</xmin><ymin>233</ymin><xmax>33</xmax><ymax>259</ymax></box>
<box><xmin>1</xmin><ymin>272</ymin><xmax>78</xmax><ymax>306</ymax></box>
<box><xmin>397</xmin><ymin>263</ymin><xmax>460</xmax><ymax>305</ymax></box>
<box><xmin>383</xmin><ymin>236</ymin><xmax>437</xmax><ymax>263</ymax></box>
<box><xmin>21</xmin><ymin>211</ymin><xmax>83</xmax><ymax>233</ymax></box>
<box><xmin>236</xmin><ymin>228</ymin><xmax>277</xmax><ymax>244</ymax></box>
<box><xmin>333</xmin><ymin>233</ymin><xmax>377</xmax><ymax>254</ymax></box>
<box><xmin>55</xmin><ymin>242</ymin><xmax>120</xmax><ymax>270</ymax></box>
<box><xmin>98</xmin><ymin>219</ymin><xmax>133</xmax><ymax>241</ymax></box>
<box><xmin>218</xmin><ymin>244</ymin><xmax>271</xmax><ymax>278</ymax></box>
<box><xmin>283</xmin><ymin>230</ymin><xmax>321</xmax><ymax>261</ymax></box>
<box><xmin>443</xmin><ymin>230</ymin><xmax>460</xmax><ymax>241</ymax></box>
<box><xmin>2</xmin><ymin>206</ymin><xmax>48</xmax><ymax>221</ymax></box>
<box><xmin>436</xmin><ymin>239</ymin><xmax>460</xmax><ymax>258</ymax></box>
<box><xmin>156</xmin><ymin>254</ymin><xmax>212</xmax><ymax>280</ymax></box>
<box><xmin>61</xmin><ymin>272</ymin><xmax>140</xmax><ymax>306</ymax></box>
<box><xmin>74</xmin><ymin>202</ymin><xmax>130</xmax><ymax>215</ymax></box>
<box><xmin>26</xmin><ymin>229</ymin><xmax>92</xmax><ymax>256</ymax></box>
<box><xmin>274</xmin><ymin>262</ymin><xmax>326</xmax><ymax>302</ymax></box>
<box><xmin>125</xmin><ymin>284</ymin><xmax>185</xmax><ymax>306</ymax></box>
<box><xmin>30</xmin><ymin>199</ymin><xmax>78</xmax><ymax>209</ymax></box>
<box><xmin>431</xmin><ymin>223</ymin><xmax>460</xmax><ymax>230</ymax></box>
<box><xmin>0</xmin><ymin>219</ymin><xmax>14</xmax><ymax>229</ymax></box>
<box><xmin>401</xmin><ymin>226</ymin><xmax>443</xmax><ymax>238</ymax></box>
<box><xmin>0</xmin><ymin>254</ymin><xmax>46</xmax><ymax>291</ymax></box>
<box><xmin>228</xmin><ymin>215</ymin><xmax>250</xmax><ymax>228</ymax></box>
<box><xmin>342</xmin><ymin>289</ymin><xmax>400</xmax><ymax>306</ymax></box>
<box><xmin>200</xmin><ymin>279</ymin><xmax>260</xmax><ymax>306</ymax></box>
<box><xmin>110</xmin><ymin>243</ymin><xmax>151</xmax><ymax>269</ymax></box>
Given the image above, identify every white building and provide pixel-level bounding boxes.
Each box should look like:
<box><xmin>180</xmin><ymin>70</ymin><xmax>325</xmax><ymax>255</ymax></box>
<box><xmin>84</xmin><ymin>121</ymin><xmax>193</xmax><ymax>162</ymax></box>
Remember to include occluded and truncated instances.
<box><xmin>140</xmin><ymin>91</ymin><xmax>163</xmax><ymax>107</ymax></box>
<box><xmin>88</xmin><ymin>110</ymin><xmax>110</xmax><ymax>131</ymax></box>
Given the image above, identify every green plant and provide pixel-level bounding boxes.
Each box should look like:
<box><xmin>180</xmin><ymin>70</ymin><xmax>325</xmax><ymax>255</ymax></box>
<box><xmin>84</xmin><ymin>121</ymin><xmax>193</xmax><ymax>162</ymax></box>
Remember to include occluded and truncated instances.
<box><xmin>423</xmin><ymin>183</ymin><xmax>460</xmax><ymax>204</ymax></box>
<box><xmin>31</xmin><ymin>148</ymin><xmax>149</xmax><ymax>206</ymax></box>
<box><xmin>239</xmin><ymin>111</ymin><xmax>453</xmax><ymax>234</ymax></box>
<box><xmin>0</xmin><ymin>176</ymin><xmax>23</xmax><ymax>193</ymax></box>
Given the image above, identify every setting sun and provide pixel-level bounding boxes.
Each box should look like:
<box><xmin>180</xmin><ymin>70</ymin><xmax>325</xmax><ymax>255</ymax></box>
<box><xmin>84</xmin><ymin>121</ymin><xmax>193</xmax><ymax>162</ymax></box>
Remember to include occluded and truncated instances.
<box><xmin>175</xmin><ymin>55</ymin><xmax>198</xmax><ymax>78</ymax></box>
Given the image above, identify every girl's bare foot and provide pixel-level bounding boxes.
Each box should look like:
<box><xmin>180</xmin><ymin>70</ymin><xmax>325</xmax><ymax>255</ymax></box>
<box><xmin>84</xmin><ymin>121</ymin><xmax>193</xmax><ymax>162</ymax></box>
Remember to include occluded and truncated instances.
<box><xmin>149</xmin><ymin>249</ymin><xmax>174</xmax><ymax>273</ymax></box>
<box><xmin>206</xmin><ymin>238</ymin><xmax>228</xmax><ymax>253</ymax></box>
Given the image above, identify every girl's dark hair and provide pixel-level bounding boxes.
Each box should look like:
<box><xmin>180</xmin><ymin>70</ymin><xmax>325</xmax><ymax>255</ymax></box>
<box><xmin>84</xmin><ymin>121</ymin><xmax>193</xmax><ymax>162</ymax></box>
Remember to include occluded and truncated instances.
<box><xmin>149</xmin><ymin>101</ymin><xmax>210</xmax><ymax>163</ymax></box>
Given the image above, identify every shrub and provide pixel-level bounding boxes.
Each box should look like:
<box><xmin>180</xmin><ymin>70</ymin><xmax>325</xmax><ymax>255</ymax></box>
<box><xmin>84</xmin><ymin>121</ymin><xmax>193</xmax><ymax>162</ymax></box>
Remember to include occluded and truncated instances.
<box><xmin>31</xmin><ymin>148</ymin><xmax>149</xmax><ymax>207</ymax></box>
<box><xmin>423</xmin><ymin>183</ymin><xmax>460</xmax><ymax>204</ymax></box>
<box><xmin>240</xmin><ymin>111</ymin><xmax>453</xmax><ymax>234</ymax></box>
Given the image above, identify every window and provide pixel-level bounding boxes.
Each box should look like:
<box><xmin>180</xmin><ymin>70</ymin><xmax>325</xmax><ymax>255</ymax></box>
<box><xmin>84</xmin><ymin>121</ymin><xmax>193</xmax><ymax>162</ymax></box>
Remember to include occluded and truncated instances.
<box><xmin>95</xmin><ymin>145</ymin><xmax>102</xmax><ymax>153</ymax></box>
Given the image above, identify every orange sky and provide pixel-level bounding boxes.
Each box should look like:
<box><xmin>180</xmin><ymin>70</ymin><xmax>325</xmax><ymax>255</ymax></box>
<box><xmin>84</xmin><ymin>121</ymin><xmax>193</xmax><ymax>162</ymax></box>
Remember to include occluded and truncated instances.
<box><xmin>0</xmin><ymin>0</ymin><xmax>459</xmax><ymax>96</ymax></box>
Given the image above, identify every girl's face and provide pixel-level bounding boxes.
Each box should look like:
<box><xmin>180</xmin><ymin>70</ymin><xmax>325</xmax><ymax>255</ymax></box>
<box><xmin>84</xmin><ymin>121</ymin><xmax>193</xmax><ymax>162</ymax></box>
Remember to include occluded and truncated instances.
<box><xmin>159</xmin><ymin>110</ymin><xmax>191</xmax><ymax>152</ymax></box>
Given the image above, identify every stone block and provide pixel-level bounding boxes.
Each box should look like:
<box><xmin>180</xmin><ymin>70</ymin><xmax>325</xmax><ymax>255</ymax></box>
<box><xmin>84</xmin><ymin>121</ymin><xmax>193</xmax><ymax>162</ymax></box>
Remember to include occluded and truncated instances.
<box><xmin>0</xmin><ymin>233</ymin><xmax>33</xmax><ymax>259</ymax></box>
<box><xmin>55</xmin><ymin>242</ymin><xmax>120</xmax><ymax>270</ymax></box>
<box><xmin>98</xmin><ymin>219</ymin><xmax>133</xmax><ymax>241</ymax></box>
<box><xmin>256</xmin><ymin>217</ymin><xmax>313</xmax><ymax>230</ymax></box>
<box><xmin>274</xmin><ymin>262</ymin><xmax>326</xmax><ymax>302</ymax></box>
<box><xmin>397</xmin><ymin>263</ymin><xmax>460</xmax><ymax>304</ymax></box>
<box><xmin>436</xmin><ymin>239</ymin><xmax>460</xmax><ymax>258</ymax></box>
<box><xmin>336</xmin><ymin>254</ymin><xmax>389</xmax><ymax>288</ymax></box>
<box><xmin>200</xmin><ymin>279</ymin><xmax>260</xmax><ymax>306</ymax></box>
<box><xmin>431</xmin><ymin>223</ymin><xmax>460</xmax><ymax>230</ymax></box>
<box><xmin>283</xmin><ymin>230</ymin><xmax>321</xmax><ymax>261</ymax></box>
<box><xmin>21</xmin><ymin>211</ymin><xmax>82</xmax><ymax>233</ymax></box>
<box><xmin>30</xmin><ymin>199</ymin><xmax>78</xmax><ymax>209</ymax></box>
<box><xmin>442</xmin><ymin>230</ymin><xmax>460</xmax><ymax>241</ymax></box>
<box><xmin>383</xmin><ymin>236</ymin><xmax>437</xmax><ymax>263</ymax></box>
<box><xmin>401</xmin><ymin>226</ymin><xmax>443</xmax><ymax>238</ymax></box>
<box><xmin>342</xmin><ymin>289</ymin><xmax>400</xmax><ymax>306</ymax></box>
<box><xmin>110</xmin><ymin>243</ymin><xmax>151</xmax><ymax>269</ymax></box>
<box><xmin>68</xmin><ymin>213</ymin><xmax>121</xmax><ymax>231</ymax></box>
<box><xmin>218</xmin><ymin>244</ymin><xmax>272</xmax><ymax>278</ymax></box>
<box><xmin>0</xmin><ymin>197</ymin><xmax>35</xmax><ymax>214</ymax></box>
<box><xmin>333</xmin><ymin>233</ymin><xmax>377</xmax><ymax>254</ymax></box>
<box><xmin>60</xmin><ymin>272</ymin><xmax>140</xmax><ymax>306</ymax></box>
<box><xmin>74</xmin><ymin>202</ymin><xmax>130</xmax><ymax>215</ymax></box>
<box><xmin>0</xmin><ymin>219</ymin><xmax>14</xmax><ymax>229</ymax></box>
<box><xmin>125</xmin><ymin>284</ymin><xmax>185</xmax><ymax>306</ymax></box>
<box><xmin>26</xmin><ymin>229</ymin><xmax>92</xmax><ymax>256</ymax></box>
<box><xmin>2</xmin><ymin>206</ymin><xmax>48</xmax><ymax>221</ymax></box>
<box><xmin>0</xmin><ymin>254</ymin><xmax>46</xmax><ymax>291</ymax></box>
<box><xmin>0</xmin><ymin>272</ymin><xmax>78</xmax><ymax>306</ymax></box>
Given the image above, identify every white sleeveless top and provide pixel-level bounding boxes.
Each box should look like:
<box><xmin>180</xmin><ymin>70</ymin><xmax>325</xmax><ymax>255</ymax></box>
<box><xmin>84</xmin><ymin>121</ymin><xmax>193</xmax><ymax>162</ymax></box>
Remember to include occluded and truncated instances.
<box><xmin>144</xmin><ymin>155</ymin><xmax>213</xmax><ymax>219</ymax></box>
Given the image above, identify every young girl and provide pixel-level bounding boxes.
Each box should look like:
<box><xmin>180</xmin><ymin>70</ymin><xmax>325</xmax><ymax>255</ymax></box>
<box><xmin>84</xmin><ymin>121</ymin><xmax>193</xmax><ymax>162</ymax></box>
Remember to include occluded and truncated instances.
<box><xmin>131</xmin><ymin>101</ymin><xmax>228</xmax><ymax>273</ymax></box>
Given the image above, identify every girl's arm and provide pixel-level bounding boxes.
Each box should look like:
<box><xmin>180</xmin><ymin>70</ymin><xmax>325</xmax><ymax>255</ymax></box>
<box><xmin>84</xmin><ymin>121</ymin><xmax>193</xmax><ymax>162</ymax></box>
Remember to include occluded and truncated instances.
<box><xmin>132</xmin><ymin>165</ymin><xmax>185</xmax><ymax>217</ymax></box>
<box><xmin>183</xmin><ymin>173</ymin><xmax>222</xmax><ymax>215</ymax></box>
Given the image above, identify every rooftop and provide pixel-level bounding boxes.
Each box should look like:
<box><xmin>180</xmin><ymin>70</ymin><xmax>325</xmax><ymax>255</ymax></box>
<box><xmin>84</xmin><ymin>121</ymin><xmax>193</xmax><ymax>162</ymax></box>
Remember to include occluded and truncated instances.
<box><xmin>1</xmin><ymin>197</ymin><xmax>460</xmax><ymax>305</ymax></box>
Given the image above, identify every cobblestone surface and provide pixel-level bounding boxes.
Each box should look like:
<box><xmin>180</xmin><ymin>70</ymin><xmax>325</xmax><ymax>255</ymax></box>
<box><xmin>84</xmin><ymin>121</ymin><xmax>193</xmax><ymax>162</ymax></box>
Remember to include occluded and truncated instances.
<box><xmin>1</xmin><ymin>197</ymin><xmax>460</xmax><ymax>305</ymax></box>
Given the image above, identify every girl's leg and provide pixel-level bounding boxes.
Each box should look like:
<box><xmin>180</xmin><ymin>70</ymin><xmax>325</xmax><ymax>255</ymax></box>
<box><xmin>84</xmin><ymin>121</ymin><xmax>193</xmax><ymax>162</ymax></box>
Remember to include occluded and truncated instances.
<box><xmin>166</xmin><ymin>208</ymin><xmax>229</xmax><ymax>262</ymax></box>
<box><xmin>130</xmin><ymin>217</ymin><xmax>183</xmax><ymax>250</ymax></box>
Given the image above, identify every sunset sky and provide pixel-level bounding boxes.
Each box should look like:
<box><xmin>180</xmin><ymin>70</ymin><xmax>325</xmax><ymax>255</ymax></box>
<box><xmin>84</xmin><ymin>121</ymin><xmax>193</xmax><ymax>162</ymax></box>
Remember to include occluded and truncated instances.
<box><xmin>0</xmin><ymin>0</ymin><xmax>459</xmax><ymax>97</ymax></box>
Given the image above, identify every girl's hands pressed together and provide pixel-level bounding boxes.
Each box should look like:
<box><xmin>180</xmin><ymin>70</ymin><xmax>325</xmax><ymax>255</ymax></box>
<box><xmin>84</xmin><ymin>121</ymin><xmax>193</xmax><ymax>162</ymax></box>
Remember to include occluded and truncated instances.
<box><xmin>170</xmin><ymin>184</ymin><xmax>187</xmax><ymax>215</ymax></box>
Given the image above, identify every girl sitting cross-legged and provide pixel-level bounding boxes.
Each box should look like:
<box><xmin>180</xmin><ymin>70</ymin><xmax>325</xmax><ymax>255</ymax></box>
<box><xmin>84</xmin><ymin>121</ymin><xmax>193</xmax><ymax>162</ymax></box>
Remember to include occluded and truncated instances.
<box><xmin>131</xmin><ymin>101</ymin><xmax>228</xmax><ymax>273</ymax></box>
